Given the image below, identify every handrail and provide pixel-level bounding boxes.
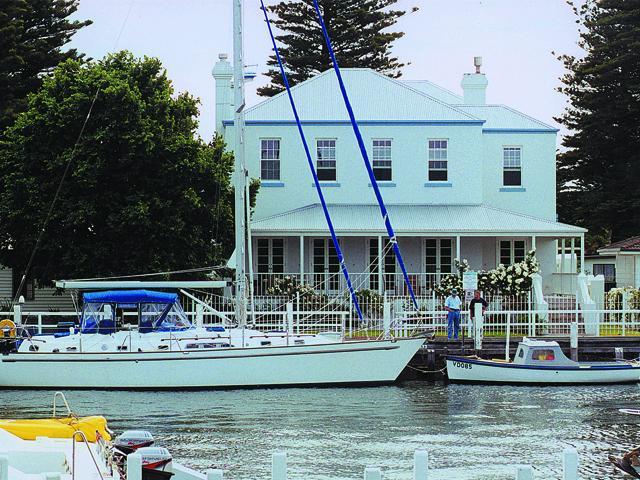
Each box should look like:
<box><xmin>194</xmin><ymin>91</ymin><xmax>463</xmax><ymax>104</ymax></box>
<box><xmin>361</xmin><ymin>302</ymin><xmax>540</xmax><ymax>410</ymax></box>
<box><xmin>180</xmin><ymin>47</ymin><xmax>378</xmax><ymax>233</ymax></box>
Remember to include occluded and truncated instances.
<box><xmin>52</xmin><ymin>391</ymin><xmax>72</xmax><ymax>417</ymax></box>
<box><xmin>71</xmin><ymin>430</ymin><xmax>105</xmax><ymax>480</ymax></box>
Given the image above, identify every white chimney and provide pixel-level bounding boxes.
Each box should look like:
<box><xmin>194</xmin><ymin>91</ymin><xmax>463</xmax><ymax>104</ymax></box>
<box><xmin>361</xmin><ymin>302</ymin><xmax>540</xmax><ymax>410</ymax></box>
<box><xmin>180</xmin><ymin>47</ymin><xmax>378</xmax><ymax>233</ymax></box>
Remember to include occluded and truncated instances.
<box><xmin>461</xmin><ymin>56</ymin><xmax>488</xmax><ymax>105</ymax></box>
<box><xmin>212</xmin><ymin>53</ymin><xmax>234</xmax><ymax>133</ymax></box>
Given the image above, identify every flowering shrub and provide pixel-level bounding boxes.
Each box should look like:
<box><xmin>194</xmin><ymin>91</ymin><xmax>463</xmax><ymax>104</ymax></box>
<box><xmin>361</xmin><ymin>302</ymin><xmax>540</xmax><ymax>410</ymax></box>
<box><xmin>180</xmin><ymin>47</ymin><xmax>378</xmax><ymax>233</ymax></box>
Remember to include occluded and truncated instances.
<box><xmin>606</xmin><ymin>287</ymin><xmax>640</xmax><ymax>310</ymax></box>
<box><xmin>435</xmin><ymin>251</ymin><xmax>539</xmax><ymax>296</ymax></box>
<box><xmin>266</xmin><ymin>275</ymin><xmax>316</xmax><ymax>298</ymax></box>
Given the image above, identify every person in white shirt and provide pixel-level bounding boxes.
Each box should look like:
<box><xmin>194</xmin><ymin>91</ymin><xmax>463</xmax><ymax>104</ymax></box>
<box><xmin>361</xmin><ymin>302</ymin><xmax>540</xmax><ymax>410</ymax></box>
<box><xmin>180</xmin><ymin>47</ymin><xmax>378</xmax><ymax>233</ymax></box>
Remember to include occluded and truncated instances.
<box><xmin>445</xmin><ymin>288</ymin><xmax>463</xmax><ymax>340</ymax></box>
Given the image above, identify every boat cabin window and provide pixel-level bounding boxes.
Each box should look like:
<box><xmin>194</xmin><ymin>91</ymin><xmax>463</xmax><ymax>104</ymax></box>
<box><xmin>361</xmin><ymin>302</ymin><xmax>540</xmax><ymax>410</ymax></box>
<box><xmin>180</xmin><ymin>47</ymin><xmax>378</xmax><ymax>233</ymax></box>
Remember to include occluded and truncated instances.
<box><xmin>531</xmin><ymin>349</ymin><xmax>555</xmax><ymax>361</ymax></box>
<box><xmin>517</xmin><ymin>348</ymin><xmax>524</xmax><ymax>359</ymax></box>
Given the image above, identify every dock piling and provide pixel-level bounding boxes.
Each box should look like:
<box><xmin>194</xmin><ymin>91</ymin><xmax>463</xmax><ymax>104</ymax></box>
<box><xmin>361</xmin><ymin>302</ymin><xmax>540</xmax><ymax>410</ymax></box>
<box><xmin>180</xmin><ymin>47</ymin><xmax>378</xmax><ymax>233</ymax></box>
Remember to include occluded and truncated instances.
<box><xmin>272</xmin><ymin>452</ymin><xmax>287</xmax><ymax>480</ymax></box>
<box><xmin>207</xmin><ymin>469</ymin><xmax>224</xmax><ymax>479</ymax></box>
<box><xmin>570</xmin><ymin>323</ymin><xmax>578</xmax><ymax>361</ymax></box>
<box><xmin>515</xmin><ymin>465</ymin><xmax>534</xmax><ymax>479</ymax></box>
<box><xmin>414</xmin><ymin>449</ymin><xmax>428</xmax><ymax>479</ymax></box>
<box><xmin>364</xmin><ymin>466</ymin><xmax>382</xmax><ymax>480</ymax></box>
<box><xmin>0</xmin><ymin>455</ymin><xmax>7</xmax><ymax>480</ymax></box>
<box><xmin>563</xmin><ymin>447</ymin><xmax>578</xmax><ymax>480</ymax></box>
<box><xmin>127</xmin><ymin>453</ymin><xmax>142</xmax><ymax>480</ymax></box>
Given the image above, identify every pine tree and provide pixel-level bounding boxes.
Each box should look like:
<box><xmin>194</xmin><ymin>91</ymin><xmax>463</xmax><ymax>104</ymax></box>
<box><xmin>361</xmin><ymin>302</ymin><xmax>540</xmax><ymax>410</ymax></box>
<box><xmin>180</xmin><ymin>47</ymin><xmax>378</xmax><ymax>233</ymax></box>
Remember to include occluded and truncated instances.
<box><xmin>258</xmin><ymin>0</ymin><xmax>409</xmax><ymax>97</ymax></box>
<box><xmin>556</xmin><ymin>0</ymin><xmax>640</xmax><ymax>243</ymax></box>
<box><xmin>0</xmin><ymin>0</ymin><xmax>91</xmax><ymax>131</ymax></box>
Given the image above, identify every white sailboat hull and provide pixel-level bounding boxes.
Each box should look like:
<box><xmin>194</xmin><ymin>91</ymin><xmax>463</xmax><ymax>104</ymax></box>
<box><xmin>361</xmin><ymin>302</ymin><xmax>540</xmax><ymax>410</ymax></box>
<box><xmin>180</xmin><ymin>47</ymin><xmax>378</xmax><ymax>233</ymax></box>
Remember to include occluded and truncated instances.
<box><xmin>446</xmin><ymin>356</ymin><xmax>640</xmax><ymax>384</ymax></box>
<box><xmin>0</xmin><ymin>338</ymin><xmax>424</xmax><ymax>389</ymax></box>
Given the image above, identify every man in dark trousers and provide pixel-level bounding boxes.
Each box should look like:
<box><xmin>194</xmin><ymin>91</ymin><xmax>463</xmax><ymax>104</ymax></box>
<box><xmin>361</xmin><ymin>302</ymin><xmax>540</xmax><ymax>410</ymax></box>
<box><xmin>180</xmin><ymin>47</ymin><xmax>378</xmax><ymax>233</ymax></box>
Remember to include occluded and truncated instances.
<box><xmin>469</xmin><ymin>290</ymin><xmax>488</xmax><ymax>320</ymax></box>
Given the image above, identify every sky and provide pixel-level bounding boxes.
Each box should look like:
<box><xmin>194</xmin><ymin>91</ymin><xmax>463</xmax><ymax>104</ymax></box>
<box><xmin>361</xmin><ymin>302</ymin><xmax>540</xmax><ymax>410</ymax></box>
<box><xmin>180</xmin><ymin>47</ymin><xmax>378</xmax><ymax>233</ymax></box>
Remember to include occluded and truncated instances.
<box><xmin>68</xmin><ymin>0</ymin><xmax>584</xmax><ymax>143</ymax></box>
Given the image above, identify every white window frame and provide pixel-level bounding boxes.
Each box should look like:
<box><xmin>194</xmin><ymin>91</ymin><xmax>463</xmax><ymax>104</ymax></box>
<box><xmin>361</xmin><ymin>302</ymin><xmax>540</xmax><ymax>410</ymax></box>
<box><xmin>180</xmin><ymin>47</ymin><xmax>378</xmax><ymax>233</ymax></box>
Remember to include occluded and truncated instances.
<box><xmin>316</xmin><ymin>138</ymin><xmax>337</xmax><ymax>181</ymax></box>
<box><xmin>427</xmin><ymin>139</ymin><xmax>448</xmax><ymax>182</ymax></box>
<box><xmin>260</xmin><ymin>138</ymin><xmax>281</xmax><ymax>181</ymax></box>
<box><xmin>497</xmin><ymin>239</ymin><xmax>527</xmax><ymax>266</ymax></box>
<box><xmin>372</xmin><ymin>138</ymin><xmax>392</xmax><ymax>181</ymax></box>
<box><xmin>256</xmin><ymin>237</ymin><xmax>285</xmax><ymax>274</ymax></box>
<box><xmin>422</xmin><ymin>238</ymin><xmax>454</xmax><ymax>274</ymax></box>
<box><xmin>502</xmin><ymin>146</ymin><xmax>522</xmax><ymax>187</ymax></box>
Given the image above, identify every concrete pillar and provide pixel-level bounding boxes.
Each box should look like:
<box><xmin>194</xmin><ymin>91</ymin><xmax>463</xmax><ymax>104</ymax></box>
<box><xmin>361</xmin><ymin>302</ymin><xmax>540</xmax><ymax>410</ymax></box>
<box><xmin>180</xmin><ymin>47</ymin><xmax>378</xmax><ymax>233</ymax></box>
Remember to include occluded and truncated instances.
<box><xmin>570</xmin><ymin>322</ymin><xmax>578</xmax><ymax>361</ymax></box>
<box><xmin>272</xmin><ymin>452</ymin><xmax>287</xmax><ymax>480</ymax></box>
<box><xmin>286</xmin><ymin>302</ymin><xmax>294</xmax><ymax>340</ymax></box>
<box><xmin>13</xmin><ymin>303</ymin><xmax>21</xmax><ymax>327</ymax></box>
<box><xmin>195</xmin><ymin>303</ymin><xmax>204</xmax><ymax>328</ymax></box>
<box><xmin>212</xmin><ymin>53</ymin><xmax>233</xmax><ymax>133</ymax></box>
<box><xmin>474</xmin><ymin>302</ymin><xmax>483</xmax><ymax>350</ymax></box>
<box><xmin>127</xmin><ymin>453</ymin><xmax>142</xmax><ymax>480</ymax></box>
<box><xmin>383</xmin><ymin>301</ymin><xmax>391</xmax><ymax>339</ymax></box>
<box><xmin>414</xmin><ymin>449</ymin><xmax>428</xmax><ymax>480</ymax></box>
<box><xmin>515</xmin><ymin>466</ymin><xmax>534</xmax><ymax>480</ymax></box>
<box><xmin>364</xmin><ymin>467</ymin><xmax>382</xmax><ymax>480</ymax></box>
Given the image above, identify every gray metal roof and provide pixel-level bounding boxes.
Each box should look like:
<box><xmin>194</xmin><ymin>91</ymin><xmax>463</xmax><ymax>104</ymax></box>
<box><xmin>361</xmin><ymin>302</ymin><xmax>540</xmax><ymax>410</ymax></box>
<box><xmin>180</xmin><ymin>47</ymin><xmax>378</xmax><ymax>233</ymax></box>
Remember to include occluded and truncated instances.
<box><xmin>455</xmin><ymin>105</ymin><xmax>557</xmax><ymax>131</ymax></box>
<box><xmin>251</xmin><ymin>204</ymin><xmax>586</xmax><ymax>235</ymax></box>
<box><xmin>243</xmin><ymin>69</ymin><xmax>481</xmax><ymax>123</ymax></box>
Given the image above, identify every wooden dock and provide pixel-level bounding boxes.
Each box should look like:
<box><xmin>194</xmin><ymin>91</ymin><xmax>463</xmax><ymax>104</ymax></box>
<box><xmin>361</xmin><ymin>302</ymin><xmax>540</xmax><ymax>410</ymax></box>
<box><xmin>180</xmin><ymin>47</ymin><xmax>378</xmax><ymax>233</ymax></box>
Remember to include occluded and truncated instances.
<box><xmin>403</xmin><ymin>336</ymin><xmax>640</xmax><ymax>381</ymax></box>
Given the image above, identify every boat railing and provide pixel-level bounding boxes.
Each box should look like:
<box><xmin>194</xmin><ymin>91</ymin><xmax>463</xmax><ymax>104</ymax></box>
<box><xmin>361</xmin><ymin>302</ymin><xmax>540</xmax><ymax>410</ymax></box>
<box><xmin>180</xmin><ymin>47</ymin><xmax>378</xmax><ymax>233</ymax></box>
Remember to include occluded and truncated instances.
<box><xmin>52</xmin><ymin>391</ymin><xmax>72</xmax><ymax>417</ymax></box>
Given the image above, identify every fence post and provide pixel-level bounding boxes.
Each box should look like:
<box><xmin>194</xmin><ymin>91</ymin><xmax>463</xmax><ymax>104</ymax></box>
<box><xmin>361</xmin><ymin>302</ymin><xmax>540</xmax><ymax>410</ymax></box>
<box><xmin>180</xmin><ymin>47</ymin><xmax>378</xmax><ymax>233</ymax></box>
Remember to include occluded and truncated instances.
<box><xmin>127</xmin><ymin>453</ymin><xmax>142</xmax><ymax>480</ymax></box>
<box><xmin>195</xmin><ymin>304</ymin><xmax>204</xmax><ymax>328</ymax></box>
<box><xmin>414</xmin><ymin>449</ymin><xmax>428</xmax><ymax>480</ymax></box>
<box><xmin>207</xmin><ymin>470</ymin><xmax>224</xmax><ymax>480</ymax></box>
<box><xmin>515</xmin><ymin>465</ymin><xmax>534</xmax><ymax>480</ymax></box>
<box><xmin>474</xmin><ymin>303</ymin><xmax>483</xmax><ymax>350</ymax></box>
<box><xmin>296</xmin><ymin>292</ymin><xmax>300</xmax><ymax>335</ymax></box>
<box><xmin>505</xmin><ymin>313</ymin><xmax>511</xmax><ymax>361</ymax></box>
<box><xmin>272</xmin><ymin>452</ymin><xmax>287</xmax><ymax>480</ymax></box>
<box><xmin>0</xmin><ymin>455</ymin><xmax>8</xmax><ymax>480</ymax></box>
<box><xmin>570</xmin><ymin>322</ymin><xmax>578</xmax><ymax>361</ymax></box>
<box><xmin>563</xmin><ymin>447</ymin><xmax>578</xmax><ymax>480</ymax></box>
<box><xmin>527</xmin><ymin>291</ymin><xmax>534</xmax><ymax>337</ymax></box>
<box><xmin>364</xmin><ymin>467</ymin><xmax>382</xmax><ymax>480</ymax></box>
<box><xmin>383</xmin><ymin>300</ymin><xmax>391</xmax><ymax>339</ymax></box>
<box><xmin>286</xmin><ymin>303</ymin><xmax>294</xmax><ymax>343</ymax></box>
<box><xmin>13</xmin><ymin>303</ymin><xmax>21</xmax><ymax>327</ymax></box>
<box><xmin>38</xmin><ymin>314</ymin><xmax>43</xmax><ymax>334</ymax></box>
<box><xmin>622</xmin><ymin>290</ymin><xmax>630</xmax><ymax>336</ymax></box>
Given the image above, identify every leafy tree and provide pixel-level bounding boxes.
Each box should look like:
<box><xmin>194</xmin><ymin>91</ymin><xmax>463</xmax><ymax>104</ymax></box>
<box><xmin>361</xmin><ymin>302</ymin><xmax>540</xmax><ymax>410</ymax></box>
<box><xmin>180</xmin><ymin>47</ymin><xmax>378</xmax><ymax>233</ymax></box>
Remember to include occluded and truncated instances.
<box><xmin>0</xmin><ymin>52</ymin><xmax>236</xmax><ymax>285</ymax></box>
<box><xmin>556</xmin><ymin>0</ymin><xmax>640</xmax><ymax>243</ymax></box>
<box><xmin>0</xmin><ymin>0</ymin><xmax>91</xmax><ymax>132</ymax></box>
<box><xmin>258</xmin><ymin>0</ymin><xmax>410</xmax><ymax>97</ymax></box>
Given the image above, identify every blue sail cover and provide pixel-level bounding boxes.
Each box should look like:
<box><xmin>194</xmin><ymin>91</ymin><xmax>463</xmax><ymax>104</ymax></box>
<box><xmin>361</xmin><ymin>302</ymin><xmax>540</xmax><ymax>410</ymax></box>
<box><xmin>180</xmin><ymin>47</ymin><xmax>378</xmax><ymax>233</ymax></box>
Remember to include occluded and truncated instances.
<box><xmin>83</xmin><ymin>290</ymin><xmax>177</xmax><ymax>305</ymax></box>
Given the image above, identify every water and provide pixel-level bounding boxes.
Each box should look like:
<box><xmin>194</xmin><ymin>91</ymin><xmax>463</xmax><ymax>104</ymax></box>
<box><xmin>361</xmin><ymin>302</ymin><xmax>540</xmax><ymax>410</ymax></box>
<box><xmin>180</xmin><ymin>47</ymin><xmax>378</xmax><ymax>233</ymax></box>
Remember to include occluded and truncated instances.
<box><xmin>1</xmin><ymin>382</ymin><xmax>639</xmax><ymax>479</ymax></box>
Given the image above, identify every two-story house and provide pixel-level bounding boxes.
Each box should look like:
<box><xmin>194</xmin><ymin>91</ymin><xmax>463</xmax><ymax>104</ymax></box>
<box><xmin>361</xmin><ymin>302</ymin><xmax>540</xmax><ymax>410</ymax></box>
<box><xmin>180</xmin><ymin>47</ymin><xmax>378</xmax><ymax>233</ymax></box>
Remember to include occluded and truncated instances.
<box><xmin>213</xmin><ymin>55</ymin><xmax>585</xmax><ymax>296</ymax></box>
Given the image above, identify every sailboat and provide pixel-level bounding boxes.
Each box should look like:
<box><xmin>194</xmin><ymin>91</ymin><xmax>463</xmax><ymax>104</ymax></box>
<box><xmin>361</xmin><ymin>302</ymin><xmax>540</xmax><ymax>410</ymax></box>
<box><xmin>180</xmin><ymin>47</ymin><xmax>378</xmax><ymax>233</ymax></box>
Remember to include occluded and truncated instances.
<box><xmin>0</xmin><ymin>0</ymin><xmax>426</xmax><ymax>389</ymax></box>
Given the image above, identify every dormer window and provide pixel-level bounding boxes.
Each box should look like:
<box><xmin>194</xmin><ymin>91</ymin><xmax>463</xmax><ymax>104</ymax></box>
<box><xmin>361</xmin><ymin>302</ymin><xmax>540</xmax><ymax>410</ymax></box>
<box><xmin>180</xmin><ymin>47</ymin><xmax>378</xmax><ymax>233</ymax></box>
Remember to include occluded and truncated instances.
<box><xmin>428</xmin><ymin>140</ymin><xmax>448</xmax><ymax>181</ymax></box>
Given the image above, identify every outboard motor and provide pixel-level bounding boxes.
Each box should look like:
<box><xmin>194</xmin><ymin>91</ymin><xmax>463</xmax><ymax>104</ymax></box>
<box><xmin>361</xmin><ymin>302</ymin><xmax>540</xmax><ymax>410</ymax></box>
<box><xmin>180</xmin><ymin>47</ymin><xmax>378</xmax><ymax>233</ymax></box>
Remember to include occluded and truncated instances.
<box><xmin>114</xmin><ymin>430</ymin><xmax>154</xmax><ymax>454</ymax></box>
<box><xmin>137</xmin><ymin>447</ymin><xmax>173</xmax><ymax>480</ymax></box>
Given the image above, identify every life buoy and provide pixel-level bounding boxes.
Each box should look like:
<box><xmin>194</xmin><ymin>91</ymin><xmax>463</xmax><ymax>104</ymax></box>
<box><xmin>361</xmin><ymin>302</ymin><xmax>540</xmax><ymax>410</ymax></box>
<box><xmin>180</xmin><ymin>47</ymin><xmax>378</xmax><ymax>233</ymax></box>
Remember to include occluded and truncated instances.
<box><xmin>0</xmin><ymin>319</ymin><xmax>17</xmax><ymax>338</ymax></box>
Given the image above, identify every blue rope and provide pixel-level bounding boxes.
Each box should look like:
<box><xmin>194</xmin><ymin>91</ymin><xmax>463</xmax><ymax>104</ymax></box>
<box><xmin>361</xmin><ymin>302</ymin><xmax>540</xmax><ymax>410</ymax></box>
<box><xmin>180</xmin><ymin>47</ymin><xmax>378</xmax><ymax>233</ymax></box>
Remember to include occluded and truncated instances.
<box><xmin>311</xmin><ymin>0</ymin><xmax>420</xmax><ymax>311</ymax></box>
<box><xmin>260</xmin><ymin>1</ymin><xmax>364</xmax><ymax>322</ymax></box>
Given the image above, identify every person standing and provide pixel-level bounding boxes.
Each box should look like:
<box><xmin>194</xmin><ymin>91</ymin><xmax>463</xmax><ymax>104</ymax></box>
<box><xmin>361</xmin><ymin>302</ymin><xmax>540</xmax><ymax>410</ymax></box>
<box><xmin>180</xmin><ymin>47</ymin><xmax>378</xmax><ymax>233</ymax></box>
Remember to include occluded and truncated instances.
<box><xmin>469</xmin><ymin>290</ymin><xmax>488</xmax><ymax>319</ymax></box>
<box><xmin>445</xmin><ymin>288</ymin><xmax>462</xmax><ymax>340</ymax></box>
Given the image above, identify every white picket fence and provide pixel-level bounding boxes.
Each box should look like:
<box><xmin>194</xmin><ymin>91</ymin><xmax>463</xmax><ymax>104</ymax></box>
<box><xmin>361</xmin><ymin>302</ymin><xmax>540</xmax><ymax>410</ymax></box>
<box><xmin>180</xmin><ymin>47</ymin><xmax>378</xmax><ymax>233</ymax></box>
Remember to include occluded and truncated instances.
<box><xmin>123</xmin><ymin>447</ymin><xmax>581</xmax><ymax>480</ymax></box>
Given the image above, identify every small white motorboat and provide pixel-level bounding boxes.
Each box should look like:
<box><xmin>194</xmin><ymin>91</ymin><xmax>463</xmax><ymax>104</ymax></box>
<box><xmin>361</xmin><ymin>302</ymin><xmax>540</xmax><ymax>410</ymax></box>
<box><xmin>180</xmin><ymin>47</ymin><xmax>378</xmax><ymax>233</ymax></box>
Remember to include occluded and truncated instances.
<box><xmin>446</xmin><ymin>337</ymin><xmax>640</xmax><ymax>384</ymax></box>
<box><xmin>0</xmin><ymin>392</ymin><xmax>207</xmax><ymax>479</ymax></box>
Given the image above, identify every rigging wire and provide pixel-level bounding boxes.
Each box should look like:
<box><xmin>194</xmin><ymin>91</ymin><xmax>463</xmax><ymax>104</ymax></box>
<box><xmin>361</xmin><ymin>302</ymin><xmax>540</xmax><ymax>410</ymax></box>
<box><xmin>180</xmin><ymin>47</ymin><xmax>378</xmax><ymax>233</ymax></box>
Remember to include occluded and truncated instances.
<box><xmin>310</xmin><ymin>0</ymin><xmax>421</xmax><ymax>312</ymax></box>
<box><xmin>12</xmin><ymin>0</ymin><xmax>137</xmax><ymax>306</ymax></box>
<box><xmin>260</xmin><ymin>0</ymin><xmax>364</xmax><ymax>322</ymax></box>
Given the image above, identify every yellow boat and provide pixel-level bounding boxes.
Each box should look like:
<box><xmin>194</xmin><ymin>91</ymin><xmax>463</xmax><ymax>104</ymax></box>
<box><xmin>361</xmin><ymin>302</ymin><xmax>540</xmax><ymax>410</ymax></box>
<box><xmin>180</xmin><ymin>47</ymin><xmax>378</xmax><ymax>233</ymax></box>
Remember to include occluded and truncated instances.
<box><xmin>0</xmin><ymin>415</ymin><xmax>111</xmax><ymax>442</ymax></box>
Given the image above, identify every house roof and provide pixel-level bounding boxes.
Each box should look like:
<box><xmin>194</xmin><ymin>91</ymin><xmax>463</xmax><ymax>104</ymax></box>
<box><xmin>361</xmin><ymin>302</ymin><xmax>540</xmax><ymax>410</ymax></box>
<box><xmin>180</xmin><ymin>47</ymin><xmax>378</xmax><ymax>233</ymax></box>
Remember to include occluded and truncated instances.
<box><xmin>454</xmin><ymin>105</ymin><xmax>557</xmax><ymax>132</ymax></box>
<box><xmin>242</xmin><ymin>69</ymin><xmax>482</xmax><ymax>123</ymax></box>
<box><xmin>598</xmin><ymin>235</ymin><xmax>640</xmax><ymax>253</ymax></box>
<box><xmin>251</xmin><ymin>204</ymin><xmax>586</xmax><ymax>236</ymax></box>
<box><xmin>401</xmin><ymin>80</ymin><xmax>463</xmax><ymax>104</ymax></box>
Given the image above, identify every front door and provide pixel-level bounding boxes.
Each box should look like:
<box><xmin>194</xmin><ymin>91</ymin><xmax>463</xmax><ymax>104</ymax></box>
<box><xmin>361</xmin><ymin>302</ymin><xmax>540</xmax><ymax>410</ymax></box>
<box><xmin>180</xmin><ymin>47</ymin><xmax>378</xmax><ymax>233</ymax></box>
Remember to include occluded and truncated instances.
<box><xmin>313</xmin><ymin>238</ymin><xmax>340</xmax><ymax>292</ymax></box>
<box><xmin>424</xmin><ymin>238</ymin><xmax>453</xmax><ymax>287</ymax></box>
<box><xmin>257</xmin><ymin>238</ymin><xmax>284</xmax><ymax>293</ymax></box>
<box><xmin>369</xmin><ymin>238</ymin><xmax>397</xmax><ymax>292</ymax></box>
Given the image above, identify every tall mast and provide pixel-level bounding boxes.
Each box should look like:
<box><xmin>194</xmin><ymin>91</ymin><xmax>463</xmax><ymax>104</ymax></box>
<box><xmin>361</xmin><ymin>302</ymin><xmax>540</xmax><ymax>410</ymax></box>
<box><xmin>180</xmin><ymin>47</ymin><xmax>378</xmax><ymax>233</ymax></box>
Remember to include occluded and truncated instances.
<box><xmin>233</xmin><ymin>0</ymin><xmax>247</xmax><ymax>327</ymax></box>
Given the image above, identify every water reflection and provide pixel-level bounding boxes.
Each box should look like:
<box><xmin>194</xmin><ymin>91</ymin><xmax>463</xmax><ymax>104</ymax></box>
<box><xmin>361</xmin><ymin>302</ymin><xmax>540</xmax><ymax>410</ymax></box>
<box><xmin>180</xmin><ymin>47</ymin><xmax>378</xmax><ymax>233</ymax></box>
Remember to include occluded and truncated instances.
<box><xmin>0</xmin><ymin>383</ymin><xmax>639</xmax><ymax>479</ymax></box>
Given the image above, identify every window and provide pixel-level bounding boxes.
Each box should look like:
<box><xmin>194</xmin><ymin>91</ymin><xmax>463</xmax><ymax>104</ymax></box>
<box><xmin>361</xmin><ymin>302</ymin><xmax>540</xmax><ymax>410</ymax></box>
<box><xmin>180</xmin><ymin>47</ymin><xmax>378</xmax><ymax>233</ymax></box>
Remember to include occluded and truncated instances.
<box><xmin>593</xmin><ymin>264</ymin><xmax>615</xmax><ymax>281</ymax></box>
<box><xmin>260</xmin><ymin>139</ymin><xmax>280</xmax><ymax>181</ymax></box>
<box><xmin>425</xmin><ymin>239</ymin><xmax>453</xmax><ymax>279</ymax></box>
<box><xmin>372</xmin><ymin>139</ymin><xmax>392</xmax><ymax>181</ymax></box>
<box><xmin>428</xmin><ymin>140</ymin><xmax>448</xmax><ymax>181</ymax></box>
<box><xmin>313</xmin><ymin>238</ymin><xmax>340</xmax><ymax>291</ymax></box>
<box><xmin>316</xmin><ymin>139</ymin><xmax>336</xmax><ymax>181</ymax></box>
<box><xmin>531</xmin><ymin>349</ymin><xmax>556</xmax><ymax>361</ymax></box>
<box><xmin>503</xmin><ymin>147</ymin><xmax>522</xmax><ymax>186</ymax></box>
<box><xmin>499</xmin><ymin>240</ymin><xmax>526</xmax><ymax>265</ymax></box>
<box><xmin>369</xmin><ymin>239</ymin><xmax>397</xmax><ymax>292</ymax></box>
<box><xmin>12</xmin><ymin>270</ymin><xmax>35</xmax><ymax>301</ymax></box>
<box><xmin>257</xmin><ymin>238</ymin><xmax>284</xmax><ymax>274</ymax></box>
